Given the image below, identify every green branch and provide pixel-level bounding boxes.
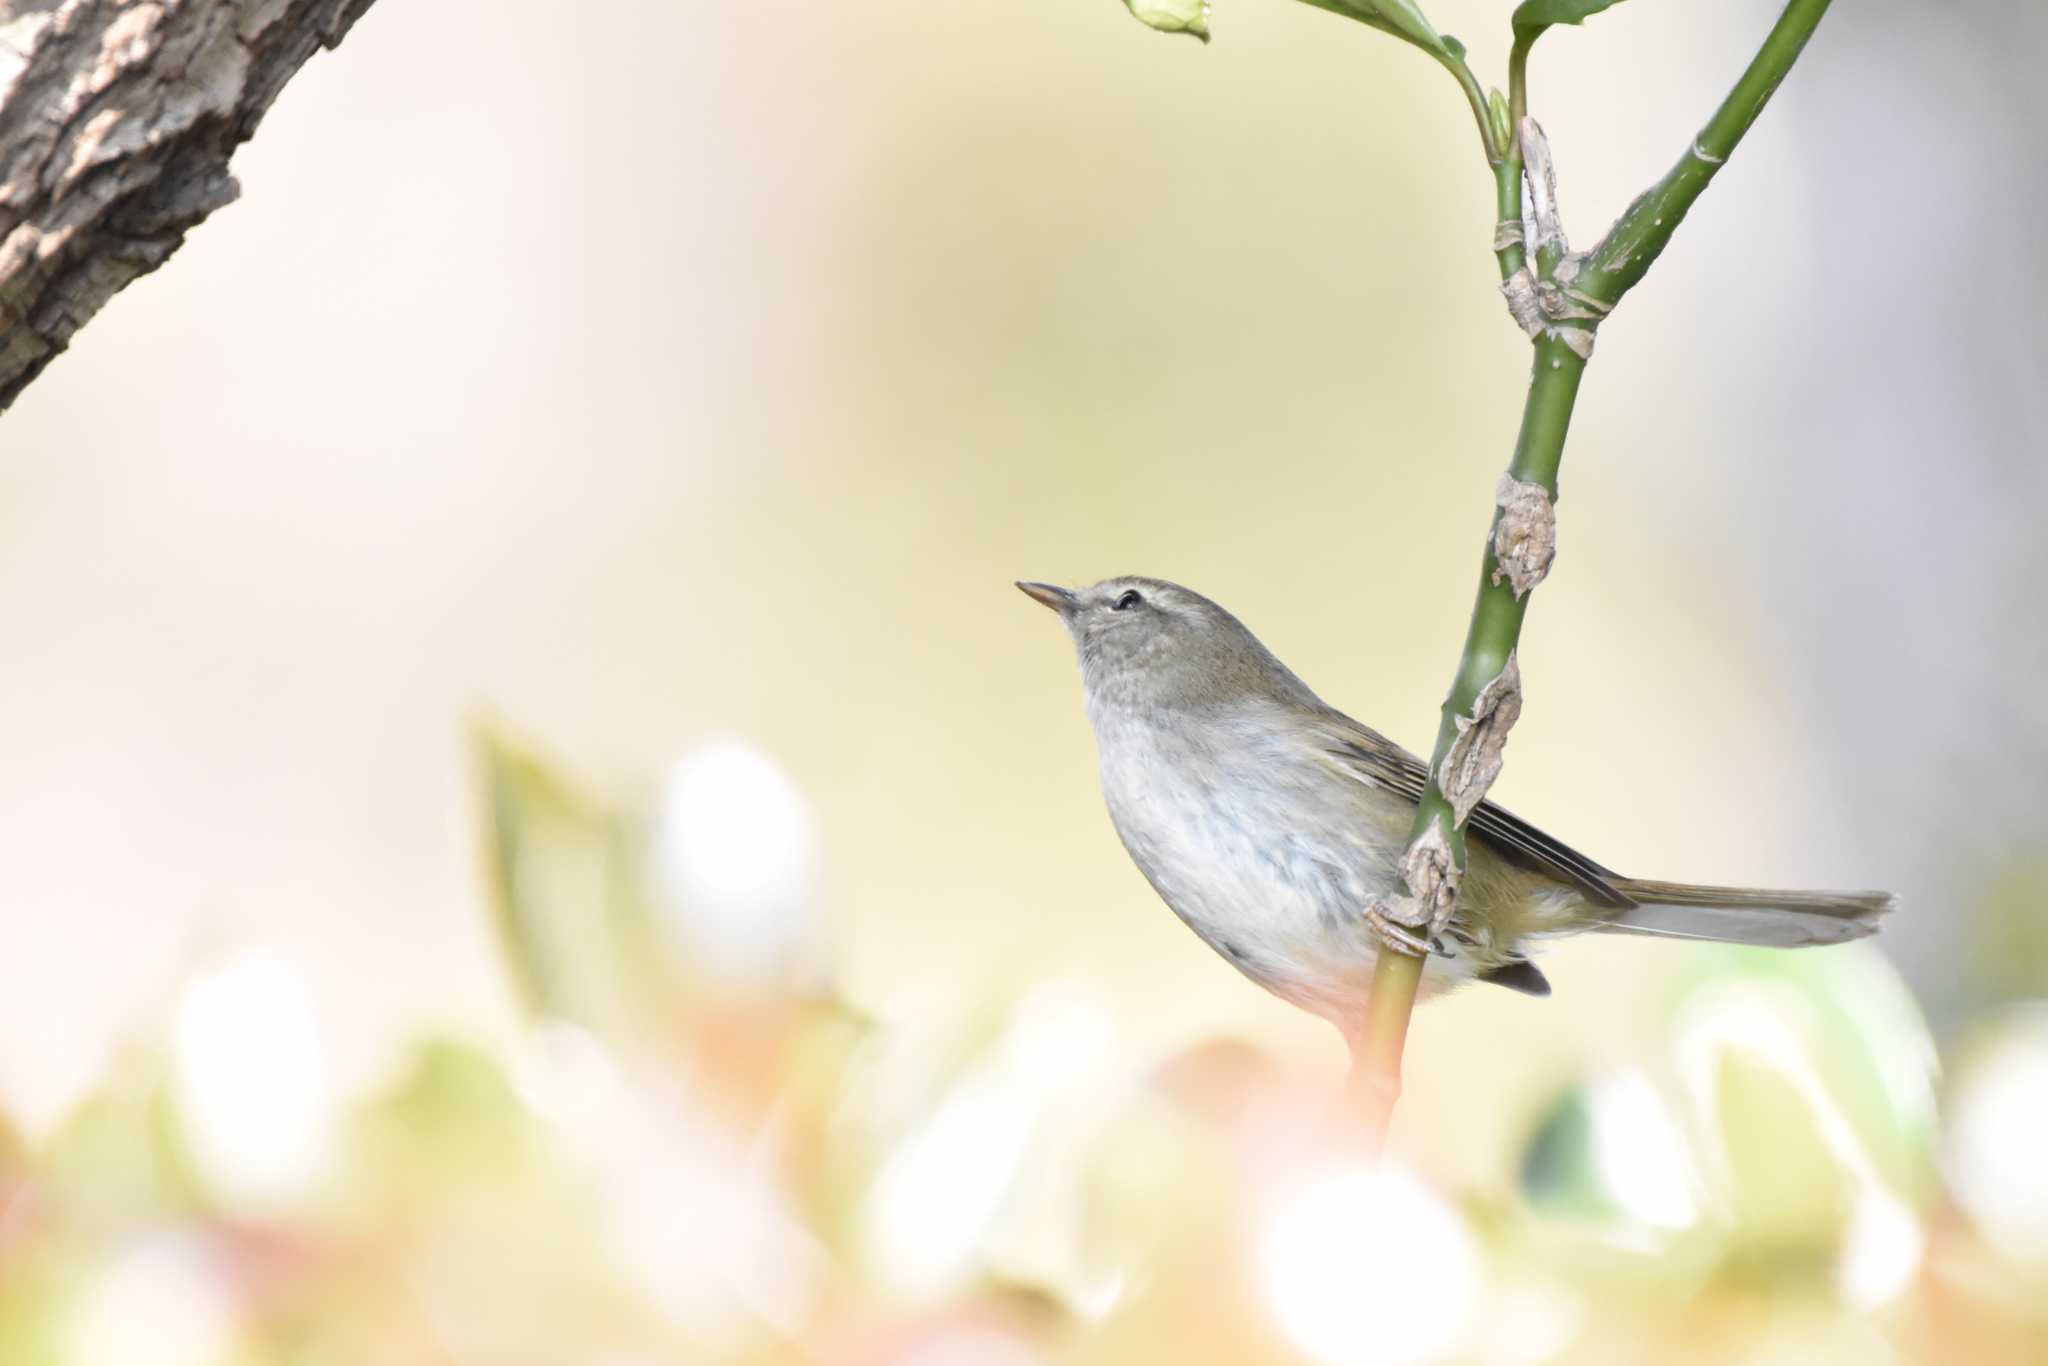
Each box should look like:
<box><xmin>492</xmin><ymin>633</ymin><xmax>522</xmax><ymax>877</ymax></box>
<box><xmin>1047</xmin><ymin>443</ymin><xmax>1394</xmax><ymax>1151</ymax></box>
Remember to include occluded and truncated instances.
<box><xmin>1118</xmin><ymin>0</ymin><xmax>1509</xmax><ymax>163</ymax></box>
<box><xmin>1493</xmin><ymin>157</ymin><xmax>1526</xmax><ymax>281</ymax></box>
<box><xmin>1579</xmin><ymin>0</ymin><xmax>1833</xmax><ymax>304</ymax></box>
<box><xmin>1104</xmin><ymin>0</ymin><xmax>1840</xmax><ymax>1151</ymax></box>
<box><xmin>1433</xmin><ymin>44</ymin><xmax>1505</xmax><ymax>167</ymax></box>
<box><xmin>1508</xmin><ymin>30</ymin><xmax>1536</xmax><ymax>131</ymax></box>
<box><xmin>1355</xmin><ymin>335</ymin><xmax>1583</xmax><ymax>1144</ymax></box>
<box><xmin>1490</xmin><ymin>32</ymin><xmax>1537</xmax><ymax>281</ymax></box>
<box><xmin>1357</xmin><ymin>0</ymin><xmax>1836</xmax><ymax>1152</ymax></box>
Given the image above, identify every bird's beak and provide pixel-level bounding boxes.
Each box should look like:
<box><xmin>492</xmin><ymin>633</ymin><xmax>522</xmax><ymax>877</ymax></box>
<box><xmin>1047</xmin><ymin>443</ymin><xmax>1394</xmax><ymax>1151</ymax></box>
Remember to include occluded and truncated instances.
<box><xmin>1016</xmin><ymin>581</ymin><xmax>1077</xmax><ymax>616</ymax></box>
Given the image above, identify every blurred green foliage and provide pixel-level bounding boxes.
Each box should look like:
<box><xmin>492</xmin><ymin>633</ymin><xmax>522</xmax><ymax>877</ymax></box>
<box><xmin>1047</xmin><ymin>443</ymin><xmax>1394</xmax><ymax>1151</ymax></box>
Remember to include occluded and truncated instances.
<box><xmin>0</xmin><ymin>732</ymin><xmax>2040</xmax><ymax>1366</ymax></box>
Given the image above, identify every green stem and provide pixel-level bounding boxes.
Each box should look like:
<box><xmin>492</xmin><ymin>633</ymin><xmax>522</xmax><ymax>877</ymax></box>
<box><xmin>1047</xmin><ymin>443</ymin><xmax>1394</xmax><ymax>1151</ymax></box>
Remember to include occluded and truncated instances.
<box><xmin>1360</xmin><ymin>336</ymin><xmax>1584</xmax><ymax>1145</ymax></box>
<box><xmin>1491</xmin><ymin>31</ymin><xmax>1536</xmax><ymax>281</ymax></box>
<box><xmin>1435</xmin><ymin>47</ymin><xmax>1502</xmax><ymax>167</ymax></box>
<box><xmin>1427</xmin><ymin>336</ymin><xmax>1585</xmax><ymax>806</ymax></box>
<box><xmin>1507</xmin><ymin>30</ymin><xmax>1535</xmax><ymax>132</ymax></box>
<box><xmin>1493</xmin><ymin>155</ymin><xmax>1524</xmax><ymax>281</ymax></box>
<box><xmin>1579</xmin><ymin>0</ymin><xmax>1833</xmax><ymax>304</ymax></box>
<box><xmin>1356</xmin><ymin>0</ymin><xmax>1835</xmax><ymax>1152</ymax></box>
<box><xmin>1354</xmin><ymin>947</ymin><xmax>1421</xmax><ymax>1148</ymax></box>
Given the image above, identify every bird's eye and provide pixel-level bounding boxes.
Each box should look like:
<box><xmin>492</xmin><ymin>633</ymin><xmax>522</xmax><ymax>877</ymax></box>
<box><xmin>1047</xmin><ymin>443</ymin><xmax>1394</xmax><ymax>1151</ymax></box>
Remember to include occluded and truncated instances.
<box><xmin>1113</xmin><ymin>589</ymin><xmax>1144</xmax><ymax>611</ymax></box>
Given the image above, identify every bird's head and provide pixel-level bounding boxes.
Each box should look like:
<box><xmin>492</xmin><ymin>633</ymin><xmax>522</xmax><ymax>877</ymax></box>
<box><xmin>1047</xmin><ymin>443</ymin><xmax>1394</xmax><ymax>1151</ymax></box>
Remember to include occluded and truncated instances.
<box><xmin>1016</xmin><ymin>576</ymin><xmax>1319</xmax><ymax>717</ymax></box>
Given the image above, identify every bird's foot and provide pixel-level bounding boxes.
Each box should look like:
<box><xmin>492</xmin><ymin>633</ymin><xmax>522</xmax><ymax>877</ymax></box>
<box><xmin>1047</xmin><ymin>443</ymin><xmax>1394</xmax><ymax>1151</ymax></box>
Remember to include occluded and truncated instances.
<box><xmin>1363</xmin><ymin>900</ymin><xmax>1435</xmax><ymax>958</ymax></box>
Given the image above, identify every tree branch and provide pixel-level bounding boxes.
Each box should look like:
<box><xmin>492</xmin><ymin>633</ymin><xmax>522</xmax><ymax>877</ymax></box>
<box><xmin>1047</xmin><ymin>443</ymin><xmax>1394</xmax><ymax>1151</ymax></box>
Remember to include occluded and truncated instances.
<box><xmin>1431</xmin><ymin>44</ymin><xmax>1503</xmax><ymax>169</ymax></box>
<box><xmin>0</xmin><ymin>0</ymin><xmax>379</xmax><ymax>411</ymax></box>
<box><xmin>1356</xmin><ymin>0</ymin><xmax>1836</xmax><ymax>1152</ymax></box>
<box><xmin>1355</xmin><ymin>333</ymin><xmax>1582</xmax><ymax>1148</ymax></box>
<box><xmin>1579</xmin><ymin>0</ymin><xmax>1833</xmax><ymax>305</ymax></box>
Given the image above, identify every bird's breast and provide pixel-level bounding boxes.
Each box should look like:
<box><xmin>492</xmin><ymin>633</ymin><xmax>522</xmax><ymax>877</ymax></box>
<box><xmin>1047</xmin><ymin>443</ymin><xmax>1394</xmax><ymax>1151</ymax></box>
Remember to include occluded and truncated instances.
<box><xmin>1090</xmin><ymin>711</ymin><xmax>1439</xmax><ymax>1016</ymax></box>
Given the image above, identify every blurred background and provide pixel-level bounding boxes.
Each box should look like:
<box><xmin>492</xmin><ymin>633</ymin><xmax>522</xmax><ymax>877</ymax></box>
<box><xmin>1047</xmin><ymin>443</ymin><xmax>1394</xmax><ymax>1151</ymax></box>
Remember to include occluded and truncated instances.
<box><xmin>2</xmin><ymin>0</ymin><xmax>2045</xmax><ymax>1361</ymax></box>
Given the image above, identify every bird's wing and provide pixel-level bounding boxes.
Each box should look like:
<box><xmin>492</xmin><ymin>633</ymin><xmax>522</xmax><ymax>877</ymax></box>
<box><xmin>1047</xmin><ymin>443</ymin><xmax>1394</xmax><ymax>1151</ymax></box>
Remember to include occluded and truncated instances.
<box><xmin>1314</xmin><ymin>715</ymin><xmax>1634</xmax><ymax>909</ymax></box>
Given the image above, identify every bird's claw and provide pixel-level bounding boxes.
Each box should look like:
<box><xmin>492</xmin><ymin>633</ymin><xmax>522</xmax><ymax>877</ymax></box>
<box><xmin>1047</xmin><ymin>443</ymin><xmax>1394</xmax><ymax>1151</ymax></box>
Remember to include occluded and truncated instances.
<box><xmin>1364</xmin><ymin>901</ymin><xmax>1434</xmax><ymax>958</ymax></box>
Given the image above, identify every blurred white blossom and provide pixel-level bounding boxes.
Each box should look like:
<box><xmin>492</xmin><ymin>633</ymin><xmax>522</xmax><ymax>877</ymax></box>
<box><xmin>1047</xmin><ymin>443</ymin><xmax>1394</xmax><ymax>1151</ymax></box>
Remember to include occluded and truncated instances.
<box><xmin>171</xmin><ymin>950</ymin><xmax>336</xmax><ymax>1212</ymax></box>
<box><xmin>650</xmin><ymin>739</ymin><xmax>818</xmax><ymax>982</ymax></box>
<box><xmin>1259</xmin><ymin>1164</ymin><xmax>1479</xmax><ymax>1366</ymax></box>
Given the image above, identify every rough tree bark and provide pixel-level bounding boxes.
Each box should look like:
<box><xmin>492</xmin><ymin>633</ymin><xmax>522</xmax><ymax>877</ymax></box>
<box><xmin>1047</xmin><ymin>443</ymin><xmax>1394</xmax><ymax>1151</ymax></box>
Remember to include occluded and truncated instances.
<box><xmin>0</xmin><ymin>0</ymin><xmax>376</xmax><ymax>411</ymax></box>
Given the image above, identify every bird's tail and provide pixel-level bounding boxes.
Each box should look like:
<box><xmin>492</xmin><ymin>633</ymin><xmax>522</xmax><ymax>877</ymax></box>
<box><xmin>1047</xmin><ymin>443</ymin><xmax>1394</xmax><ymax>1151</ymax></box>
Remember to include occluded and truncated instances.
<box><xmin>1594</xmin><ymin>878</ymin><xmax>1892</xmax><ymax>948</ymax></box>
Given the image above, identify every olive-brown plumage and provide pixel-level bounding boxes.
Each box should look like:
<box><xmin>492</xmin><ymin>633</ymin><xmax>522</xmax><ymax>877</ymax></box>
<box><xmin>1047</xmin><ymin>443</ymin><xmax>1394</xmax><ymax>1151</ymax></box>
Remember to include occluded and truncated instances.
<box><xmin>1020</xmin><ymin>576</ymin><xmax>1890</xmax><ymax>1053</ymax></box>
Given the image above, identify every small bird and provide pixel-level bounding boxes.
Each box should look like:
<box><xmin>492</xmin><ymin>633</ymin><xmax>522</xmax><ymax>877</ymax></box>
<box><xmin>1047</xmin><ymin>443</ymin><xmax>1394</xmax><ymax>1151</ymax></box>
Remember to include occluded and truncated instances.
<box><xmin>1019</xmin><ymin>576</ymin><xmax>1889</xmax><ymax>1064</ymax></box>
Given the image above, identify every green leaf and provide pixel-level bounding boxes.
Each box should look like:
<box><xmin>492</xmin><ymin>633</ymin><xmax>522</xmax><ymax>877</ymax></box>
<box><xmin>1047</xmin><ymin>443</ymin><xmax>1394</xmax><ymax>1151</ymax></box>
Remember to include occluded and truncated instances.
<box><xmin>1296</xmin><ymin>0</ymin><xmax>1451</xmax><ymax>58</ymax></box>
<box><xmin>478</xmin><ymin>728</ymin><xmax>646</xmax><ymax>1032</ymax></box>
<box><xmin>1512</xmin><ymin>0</ymin><xmax>1628</xmax><ymax>40</ymax></box>
<box><xmin>1488</xmin><ymin>87</ymin><xmax>1512</xmax><ymax>152</ymax></box>
<box><xmin>1120</xmin><ymin>0</ymin><xmax>1211</xmax><ymax>42</ymax></box>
